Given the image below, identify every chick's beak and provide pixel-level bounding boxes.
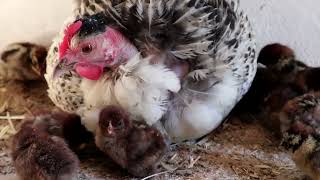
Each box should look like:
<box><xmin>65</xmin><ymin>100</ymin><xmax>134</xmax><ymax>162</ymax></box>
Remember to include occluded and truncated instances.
<box><xmin>107</xmin><ymin>121</ymin><xmax>114</xmax><ymax>135</ymax></box>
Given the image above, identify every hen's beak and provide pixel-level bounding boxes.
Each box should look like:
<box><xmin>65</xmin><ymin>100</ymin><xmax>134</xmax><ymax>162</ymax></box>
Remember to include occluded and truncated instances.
<box><xmin>53</xmin><ymin>64</ymin><xmax>65</xmax><ymax>79</ymax></box>
<box><xmin>52</xmin><ymin>58</ymin><xmax>73</xmax><ymax>79</ymax></box>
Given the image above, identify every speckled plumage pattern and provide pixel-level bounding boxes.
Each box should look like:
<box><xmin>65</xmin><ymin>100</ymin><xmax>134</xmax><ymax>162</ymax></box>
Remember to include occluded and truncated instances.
<box><xmin>280</xmin><ymin>92</ymin><xmax>320</xmax><ymax>180</ymax></box>
<box><xmin>45</xmin><ymin>0</ymin><xmax>257</xmax><ymax>141</ymax></box>
<box><xmin>46</xmin><ymin>38</ymin><xmax>84</xmax><ymax>113</ymax></box>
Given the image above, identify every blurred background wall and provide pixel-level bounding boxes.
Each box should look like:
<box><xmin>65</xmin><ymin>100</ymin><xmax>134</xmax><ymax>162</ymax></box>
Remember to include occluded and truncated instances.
<box><xmin>0</xmin><ymin>0</ymin><xmax>73</xmax><ymax>50</ymax></box>
<box><xmin>0</xmin><ymin>0</ymin><xmax>319</xmax><ymax>65</ymax></box>
<box><xmin>241</xmin><ymin>0</ymin><xmax>320</xmax><ymax>66</ymax></box>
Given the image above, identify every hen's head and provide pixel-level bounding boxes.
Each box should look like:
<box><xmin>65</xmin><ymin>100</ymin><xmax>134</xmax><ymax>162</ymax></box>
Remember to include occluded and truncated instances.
<box><xmin>54</xmin><ymin>13</ymin><xmax>138</xmax><ymax>80</ymax></box>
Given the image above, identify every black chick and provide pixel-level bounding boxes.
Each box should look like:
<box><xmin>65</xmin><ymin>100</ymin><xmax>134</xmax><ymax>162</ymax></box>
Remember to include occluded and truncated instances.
<box><xmin>0</xmin><ymin>42</ymin><xmax>47</xmax><ymax>81</ymax></box>
<box><xmin>95</xmin><ymin>106</ymin><xmax>167</xmax><ymax>177</ymax></box>
<box><xmin>11</xmin><ymin>120</ymin><xmax>79</xmax><ymax>180</ymax></box>
<box><xmin>280</xmin><ymin>92</ymin><xmax>320</xmax><ymax>180</ymax></box>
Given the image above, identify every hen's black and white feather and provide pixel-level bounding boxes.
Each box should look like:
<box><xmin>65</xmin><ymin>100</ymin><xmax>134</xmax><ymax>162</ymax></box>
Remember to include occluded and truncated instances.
<box><xmin>46</xmin><ymin>0</ymin><xmax>257</xmax><ymax>141</ymax></box>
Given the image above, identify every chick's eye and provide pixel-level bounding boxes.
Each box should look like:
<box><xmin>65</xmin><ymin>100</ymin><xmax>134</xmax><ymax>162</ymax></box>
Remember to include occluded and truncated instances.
<box><xmin>112</xmin><ymin>119</ymin><xmax>124</xmax><ymax>129</ymax></box>
<box><xmin>81</xmin><ymin>44</ymin><xmax>93</xmax><ymax>54</ymax></box>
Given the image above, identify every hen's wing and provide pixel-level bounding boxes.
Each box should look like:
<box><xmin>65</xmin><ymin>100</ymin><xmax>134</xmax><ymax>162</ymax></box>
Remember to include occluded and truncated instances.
<box><xmin>76</xmin><ymin>0</ymin><xmax>256</xmax><ymax>94</ymax></box>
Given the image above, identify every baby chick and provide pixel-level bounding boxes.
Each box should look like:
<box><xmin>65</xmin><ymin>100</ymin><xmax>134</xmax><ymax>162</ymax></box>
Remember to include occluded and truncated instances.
<box><xmin>237</xmin><ymin>43</ymin><xmax>320</xmax><ymax>179</ymax></box>
<box><xmin>295</xmin><ymin>67</ymin><xmax>320</xmax><ymax>92</ymax></box>
<box><xmin>235</xmin><ymin>67</ymin><xmax>279</xmax><ymax>115</ymax></box>
<box><xmin>27</xmin><ymin>111</ymin><xmax>93</xmax><ymax>148</ymax></box>
<box><xmin>0</xmin><ymin>42</ymin><xmax>47</xmax><ymax>81</ymax></box>
<box><xmin>259</xmin><ymin>43</ymin><xmax>320</xmax><ymax>93</ymax></box>
<box><xmin>235</xmin><ymin>43</ymin><xmax>298</xmax><ymax>115</ymax></box>
<box><xmin>95</xmin><ymin>106</ymin><xmax>167</xmax><ymax>177</ymax></box>
<box><xmin>280</xmin><ymin>92</ymin><xmax>320</xmax><ymax>180</ymax></box>
<box><xmin>11</xmin><ymin>119</ymin><xmax>79</xmax><ymax>180</ymax></box>
<box><xmin>236</xmin><ymin>43</ymin><xmax>309</xmax><ymax>115</ymax></box>
<box><xmin>258</xmin><ymin>43</ymin><xmax>307</xmax><ymax>79</ymax></box>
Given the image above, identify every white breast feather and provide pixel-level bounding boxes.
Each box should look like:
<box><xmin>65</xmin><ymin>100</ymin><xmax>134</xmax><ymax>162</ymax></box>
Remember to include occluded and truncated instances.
<box><xmin>114</xmin><ymin>54</ymin><xmax>181</xmax><ymax>125</ymax></box>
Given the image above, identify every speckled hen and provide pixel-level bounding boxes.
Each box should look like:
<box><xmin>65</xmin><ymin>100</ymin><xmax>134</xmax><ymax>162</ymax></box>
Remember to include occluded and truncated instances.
<box><xmin>45</xmin><ymin>0</ymin><xmax>257</xmax><ymax>143</ymax></box>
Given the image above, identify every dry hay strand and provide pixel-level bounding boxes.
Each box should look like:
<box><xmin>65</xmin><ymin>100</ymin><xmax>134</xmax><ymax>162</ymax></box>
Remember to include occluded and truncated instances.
<box><xmin>0</xmin><ymin>112</ymin><xmax>24</xmax><ymax>140</ymax></box>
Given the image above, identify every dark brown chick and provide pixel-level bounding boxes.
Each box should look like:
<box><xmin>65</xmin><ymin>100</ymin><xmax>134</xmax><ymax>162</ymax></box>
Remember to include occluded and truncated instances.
<box><xmin>238</xmin><ymin>43</ymin><xmax>320</xmax><ymax>179</ymax></box>
<box><xmin>254</xmin><ymin>84</ymin><xmax>304</xmax><ymax>136</ymax></box>
<box><xmin>235</xmin><ymin>67</ymin><xmax>279</xmax><ymax>115</ymax></box>
<box><xmin>95</xmin><ymin>106</ymin><xmax>167</xmax><ymax>177</ymax></box>
<box><xmin>26</xmin><ymin>111</ymin><xmax>93</xmax><ymax>148</ymax></box>
<box><xmin>294</xmin><ymin>67</ymin><xmax>320</xmax><ymax>92</ymax></box>
<box><xmin>236</xmin><ymin>44</ymin><xmax>296</xmax><ymax>114</ymax></box>
<box><xmin>0</xmin><ymin>42</ymin><xmax>47</xmax><ymax>81</ymax></box>
<box><xmin>258</xmin><ymin>43</ymin><xmax>295</xmax><ymax>66</ymax></box>
<box><xmin>11</xmin><ymin>120</ymin><xmax>79</xmax><ymax>180</ymax></box>
<box><xmin>258</xmin><ymin>43</ymin><xmax>307</xmax><ymax>84</ymax></box>
<box><xmin>235</xmin><ymin>43</ymin><xmax>308</xmax><ymax>116</ymax></box>
<box><xmin>280</xmin><ymin>92</ymin><xmax>320</xmax><ymax>180</ymax></box>
<box><xmin>258</xmin><ymin>43</ymin><xmax>320</xmax><ymax>94</ymax></box>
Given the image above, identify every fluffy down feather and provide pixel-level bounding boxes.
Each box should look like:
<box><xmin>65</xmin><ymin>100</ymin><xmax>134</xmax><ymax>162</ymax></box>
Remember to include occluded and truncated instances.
<box><xmin>114</xmin><ymin>53</ymin><xmax>180</xmax><ymax>125</ymax></box>
<box><xmin>79</xmin><ymin>53</ymin><xmax>180</xmax><ymax>131</ymax></box>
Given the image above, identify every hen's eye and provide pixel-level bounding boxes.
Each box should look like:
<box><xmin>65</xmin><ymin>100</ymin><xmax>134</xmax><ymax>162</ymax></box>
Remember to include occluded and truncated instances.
<box><xmin>81</xmin><ymin>44</ymin><xmax>93</xmax><ymax>54</ymax></box>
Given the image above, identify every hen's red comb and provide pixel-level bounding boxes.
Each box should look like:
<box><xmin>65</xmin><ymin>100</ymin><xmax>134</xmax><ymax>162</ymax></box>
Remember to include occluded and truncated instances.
<box><xmin>59</xmin><ymin>20</ymin><xmax>83</xmax><ymax>59</ymax></box>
